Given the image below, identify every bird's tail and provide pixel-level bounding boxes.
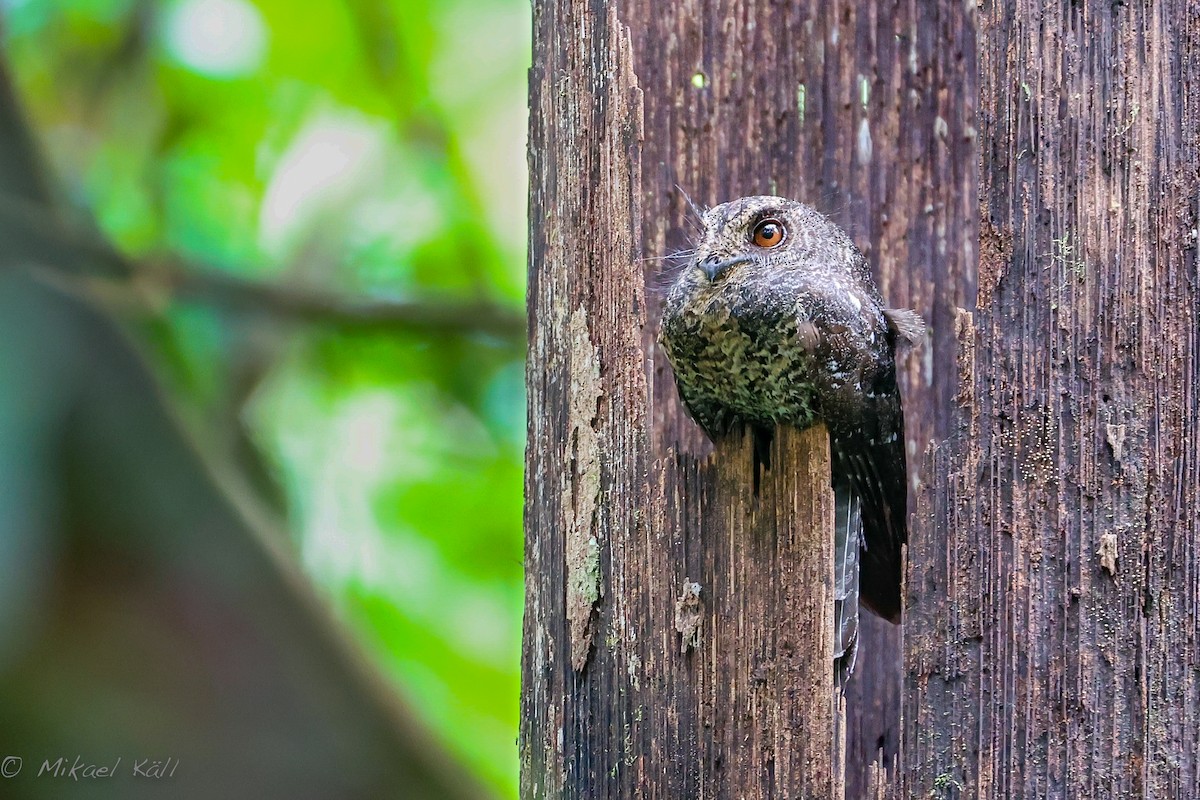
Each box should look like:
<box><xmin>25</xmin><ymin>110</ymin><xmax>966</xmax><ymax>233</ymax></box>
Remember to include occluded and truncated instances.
<box><xmin>833</xmin><ymin>482</ymin><xmax>861</xmax><ymax>688</ymax></box>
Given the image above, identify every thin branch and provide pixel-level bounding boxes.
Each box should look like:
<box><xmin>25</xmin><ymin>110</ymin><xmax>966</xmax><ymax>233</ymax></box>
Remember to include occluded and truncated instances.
<box><xmin>154</xmin><ymin>261</ymin><xmax>527</xmax><ymax>340</ymax></box>
<box><xmin>0</xmin><ymin>193</ymin><xmax>525</xmax><ymax>340</ymax></box>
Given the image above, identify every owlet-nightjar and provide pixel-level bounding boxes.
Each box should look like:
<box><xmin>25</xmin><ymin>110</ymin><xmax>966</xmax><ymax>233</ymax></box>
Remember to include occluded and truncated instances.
<box><xmin>659</xmin><ymin>195</ymin><xmax>923</xmax><ymax>682</ymax></box>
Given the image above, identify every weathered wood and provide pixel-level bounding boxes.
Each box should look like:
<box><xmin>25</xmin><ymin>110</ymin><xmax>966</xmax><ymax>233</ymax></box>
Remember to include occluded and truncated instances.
<box><xmin>522</xmin><ymin>6</ymin><xmax>649</xmax><ymax>796</ymax></box>
<box><xmin>627</xmin><ymin>2</ymin><xmax>976</xmax><ymax>793</ymax></box>
<box><xmin>903</xmin><ymin>1</ymin><xmax>1200</xmax><ymax>797</ymax></box>
<box><xmin>522</xmin><ymin>2</ymin><xmax>839</xmax><ymax>791</ymax></box>
<box><xmin>686</xmin><ymin>427</ymin><xmax>837</xmax><ymax>797</ymax></box>
<box><xmin>523</xmin><ymin>0</ymin><xmax>974</xmax><ymax>796</ymax></box>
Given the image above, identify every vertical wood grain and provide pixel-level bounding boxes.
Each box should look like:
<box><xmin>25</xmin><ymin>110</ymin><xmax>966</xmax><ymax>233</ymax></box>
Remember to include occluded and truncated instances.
<box><xmin>903</xmin><ymin>2</ymin><xmax>1200</xmax><ymax>797</ymax></box>
<box><xmin>524</xmin><ymin>0</ymin><xmax>975</xmax><ymax>796</ymax></box>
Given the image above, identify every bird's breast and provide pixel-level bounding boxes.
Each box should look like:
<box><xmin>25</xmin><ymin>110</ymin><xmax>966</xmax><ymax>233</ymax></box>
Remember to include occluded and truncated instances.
<box><xmin>662</xmin><ymin>285</ymin><xmax>851</xmax><ymax>429</ymax></box>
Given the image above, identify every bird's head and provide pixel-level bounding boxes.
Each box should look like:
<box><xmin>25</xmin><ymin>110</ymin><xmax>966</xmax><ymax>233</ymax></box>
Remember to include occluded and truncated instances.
<box><xmin>689</xmin><ymin>195</ymin><xmax>854</xmax><ymax>283</ymax></box>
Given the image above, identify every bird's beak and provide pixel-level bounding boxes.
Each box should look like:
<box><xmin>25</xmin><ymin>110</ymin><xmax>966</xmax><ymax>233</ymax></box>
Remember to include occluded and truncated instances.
<box><xmin>698</xmin><ymin>254</ymin><xmax>753</xmax><ymax>282</ymax></box>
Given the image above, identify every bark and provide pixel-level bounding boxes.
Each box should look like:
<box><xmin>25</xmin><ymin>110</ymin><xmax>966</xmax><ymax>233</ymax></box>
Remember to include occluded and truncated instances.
<box><xmin>903</xmin><ymin>2</ymin><xmax>1200</xmax><ymax>798</ymax></box>
<box><xmin>523</xmin><ymin>0</ymin><xmax>972</xmax><ymax>796</ymax></box>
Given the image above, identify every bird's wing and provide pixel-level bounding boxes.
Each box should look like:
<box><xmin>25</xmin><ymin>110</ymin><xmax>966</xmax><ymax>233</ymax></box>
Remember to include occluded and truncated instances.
<box><xmin>830</xmin><ymin>374</ymin><xmax>908</xmax><ymax>623</ymax></box>
<box><xmin>833</xmin><ymin>484</ymin><xmax>861</xmax><ymax>685</ymax></box>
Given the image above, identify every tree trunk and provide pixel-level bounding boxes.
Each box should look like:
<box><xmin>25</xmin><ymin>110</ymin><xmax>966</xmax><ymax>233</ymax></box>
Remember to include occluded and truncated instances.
<box><xmin>522</xmin><ymin>1</ymin><xmax>972</xmax><ymax>796</ymax></box>
<box><xmin>903</xmin><ymin>1</ymin><xmax>1200</xmax><ymax>798</ymax></box>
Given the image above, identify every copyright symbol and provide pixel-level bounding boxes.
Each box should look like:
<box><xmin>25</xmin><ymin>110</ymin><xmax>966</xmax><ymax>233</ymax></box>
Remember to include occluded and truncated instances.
<box><xmin>1</xmin><ymin>756</ymin><xmax>21</xmax><ymax>777</ymax></box>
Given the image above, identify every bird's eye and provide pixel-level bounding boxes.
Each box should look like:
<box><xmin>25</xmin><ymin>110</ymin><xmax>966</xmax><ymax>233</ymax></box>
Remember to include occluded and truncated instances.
<box><xmin>752</xmin><ymin>218</ymin><xmax>786</xmax><ymax>248</ymax></box>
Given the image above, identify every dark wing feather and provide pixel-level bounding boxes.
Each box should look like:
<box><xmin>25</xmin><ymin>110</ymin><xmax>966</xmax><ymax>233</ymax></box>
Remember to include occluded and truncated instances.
<box><xmin>830</xmin><ymin>372</ymin><xmax>908</xmax><ymax>623</ymax></box>
<box><xmin>833</xmin><ymin>484</ymin><xmax>861</xmax><ymax>684</ymax></box>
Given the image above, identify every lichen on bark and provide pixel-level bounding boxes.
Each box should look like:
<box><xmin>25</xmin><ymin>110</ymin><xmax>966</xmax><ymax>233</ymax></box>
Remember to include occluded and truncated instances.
<box><xmin>562</xmin><ymin>306</ymin><xmax>603</xmax><ymax>671</ymax></box>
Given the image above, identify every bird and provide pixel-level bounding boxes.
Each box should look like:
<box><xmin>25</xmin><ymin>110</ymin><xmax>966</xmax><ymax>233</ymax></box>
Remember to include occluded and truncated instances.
<box><xmin>658</xmin><ymin>195</ymin><xmax>923</xmax><ymax>682</ymax></box>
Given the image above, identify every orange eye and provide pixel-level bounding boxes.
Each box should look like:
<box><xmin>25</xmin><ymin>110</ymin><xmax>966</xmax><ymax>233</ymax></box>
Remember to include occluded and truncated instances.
<box><xmin>752</xmin><ymin>218</ymin><xmax>786</xmax><ymax>248</ymax></box>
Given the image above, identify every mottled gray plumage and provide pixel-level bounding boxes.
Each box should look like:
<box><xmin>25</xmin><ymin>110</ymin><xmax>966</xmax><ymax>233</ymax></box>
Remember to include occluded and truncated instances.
<box><xmin>659</xmin><ymin>196</ymin><xmax>922</xmax><ymax>683</ymax></box>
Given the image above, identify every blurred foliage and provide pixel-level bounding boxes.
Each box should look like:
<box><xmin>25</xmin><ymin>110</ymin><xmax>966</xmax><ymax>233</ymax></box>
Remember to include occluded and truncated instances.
<box><xmin>2</xmin><ymin>0</ymin><xmax>529</xmax><ymax>795</ymax></box>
